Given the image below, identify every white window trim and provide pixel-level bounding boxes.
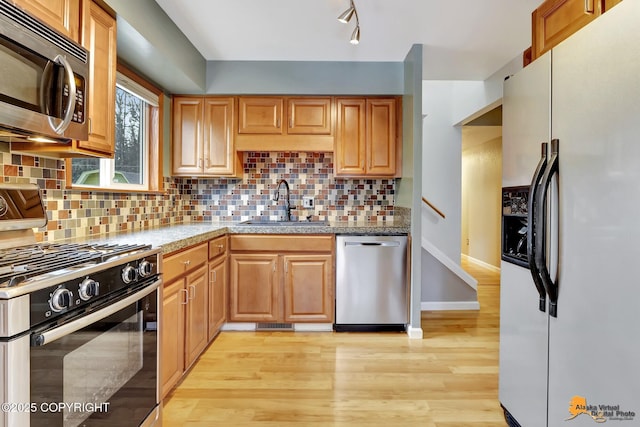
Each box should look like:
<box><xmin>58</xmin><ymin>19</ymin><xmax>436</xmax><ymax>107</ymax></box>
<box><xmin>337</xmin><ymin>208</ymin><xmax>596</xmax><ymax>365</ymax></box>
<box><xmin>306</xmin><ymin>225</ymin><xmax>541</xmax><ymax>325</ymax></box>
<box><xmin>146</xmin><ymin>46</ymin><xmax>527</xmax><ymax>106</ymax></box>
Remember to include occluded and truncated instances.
<box><xmin>72</xmin><ymin>72</ymin><xmax>157</xmax><ymax>192</ymax></box>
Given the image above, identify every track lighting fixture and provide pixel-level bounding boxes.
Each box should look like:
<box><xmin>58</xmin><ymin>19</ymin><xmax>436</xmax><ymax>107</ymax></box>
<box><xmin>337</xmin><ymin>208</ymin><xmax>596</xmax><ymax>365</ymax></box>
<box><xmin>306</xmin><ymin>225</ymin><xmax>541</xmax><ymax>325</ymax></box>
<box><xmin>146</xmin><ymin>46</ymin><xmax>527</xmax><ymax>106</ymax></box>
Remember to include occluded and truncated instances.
<box><xmin>338</xmin><ymin>0</ymin><xmax>360</xmax><ymax>45</ymax></box>
<box><xmin>350</xmin><ymin>25</ymin><xmax>360</xmax><ymax>45</ymax></box>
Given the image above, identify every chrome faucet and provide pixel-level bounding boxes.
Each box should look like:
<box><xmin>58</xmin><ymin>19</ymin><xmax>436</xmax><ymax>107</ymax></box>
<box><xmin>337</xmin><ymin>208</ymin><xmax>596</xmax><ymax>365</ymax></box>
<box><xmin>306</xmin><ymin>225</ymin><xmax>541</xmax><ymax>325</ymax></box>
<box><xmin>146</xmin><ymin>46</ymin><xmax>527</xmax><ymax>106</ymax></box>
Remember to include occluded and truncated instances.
<box><xmin>273</xmin><ymin>179</ymin><xmax>295</xmax><ymax>221</ymax></box>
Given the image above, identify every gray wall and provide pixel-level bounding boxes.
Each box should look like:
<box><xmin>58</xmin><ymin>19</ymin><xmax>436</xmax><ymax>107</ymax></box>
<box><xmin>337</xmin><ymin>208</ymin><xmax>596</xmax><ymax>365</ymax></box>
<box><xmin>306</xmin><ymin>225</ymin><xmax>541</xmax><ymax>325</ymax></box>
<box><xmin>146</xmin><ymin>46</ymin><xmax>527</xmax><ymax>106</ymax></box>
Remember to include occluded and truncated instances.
<box><xmin>399</xmin><ymin>44</ymin><xmax>423</xmax><ymax>336</ymax></box>
<box><xmin>205</xmin><ymin>61</ymin><xmax>403</xmax><ymax>95</ymax></box>
<box><xmin>421</xmin><ymin>250</ymin><xmax>477</xmax><ymax>302</ymax></box>
<box><xmin>104</xmin><ymin>0</ymin><xmax>206</xmax><ymax>93</ymax></box>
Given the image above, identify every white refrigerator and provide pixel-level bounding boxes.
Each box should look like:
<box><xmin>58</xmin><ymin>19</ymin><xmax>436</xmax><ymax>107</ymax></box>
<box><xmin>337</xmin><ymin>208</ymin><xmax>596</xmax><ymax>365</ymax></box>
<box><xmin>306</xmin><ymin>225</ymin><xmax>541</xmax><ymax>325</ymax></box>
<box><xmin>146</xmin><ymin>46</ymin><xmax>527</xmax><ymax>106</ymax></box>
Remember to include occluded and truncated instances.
<box><xmin>499</xmin><ymin>1</ymin><xmax>640</xmax><ymax>426</ymax></box>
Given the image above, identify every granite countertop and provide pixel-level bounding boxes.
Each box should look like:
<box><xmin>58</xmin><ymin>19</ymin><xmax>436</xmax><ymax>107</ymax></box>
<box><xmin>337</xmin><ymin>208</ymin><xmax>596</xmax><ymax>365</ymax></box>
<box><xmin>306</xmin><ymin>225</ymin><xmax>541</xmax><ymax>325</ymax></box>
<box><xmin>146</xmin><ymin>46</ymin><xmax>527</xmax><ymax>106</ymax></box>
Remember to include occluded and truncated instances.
<box><xmin>81</xmin><ymin>220</ymin><xmax>410</xmax><ymax>254</ymax></box>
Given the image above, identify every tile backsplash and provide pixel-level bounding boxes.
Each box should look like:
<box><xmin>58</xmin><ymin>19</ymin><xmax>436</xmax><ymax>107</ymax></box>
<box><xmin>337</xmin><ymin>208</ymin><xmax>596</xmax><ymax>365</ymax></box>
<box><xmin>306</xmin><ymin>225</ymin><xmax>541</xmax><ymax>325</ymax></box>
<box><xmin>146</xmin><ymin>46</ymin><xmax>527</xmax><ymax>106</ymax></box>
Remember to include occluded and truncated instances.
<box><xmin>181</xmin><ymin>152</ymin><xmax>395</xmax><ymax>222</ymax></box>
<box><xmin>0</xmin><ymin>144</ymin><xmax>396</xmax><ymax>242</ymax></box>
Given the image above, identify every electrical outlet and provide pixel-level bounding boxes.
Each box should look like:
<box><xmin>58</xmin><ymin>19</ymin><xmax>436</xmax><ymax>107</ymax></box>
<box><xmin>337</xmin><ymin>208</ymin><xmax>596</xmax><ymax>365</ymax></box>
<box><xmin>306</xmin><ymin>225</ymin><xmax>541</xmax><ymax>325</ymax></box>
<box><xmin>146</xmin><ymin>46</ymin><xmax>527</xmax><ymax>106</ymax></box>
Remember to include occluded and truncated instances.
<box><xmin>302</xmin><ymin>196</ymin><xmax>314</xmax><ymax>208</ymax></box>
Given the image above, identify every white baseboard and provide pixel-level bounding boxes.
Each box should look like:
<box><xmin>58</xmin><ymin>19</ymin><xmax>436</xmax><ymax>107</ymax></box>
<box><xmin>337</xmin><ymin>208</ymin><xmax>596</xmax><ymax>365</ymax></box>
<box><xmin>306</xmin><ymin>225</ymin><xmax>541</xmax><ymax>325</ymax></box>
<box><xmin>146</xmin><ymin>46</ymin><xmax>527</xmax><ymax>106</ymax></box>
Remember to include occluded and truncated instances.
<box><xmin>462</xmin><ymin>254</ymin><xmax>501</xmax><ymax>273</ymax></box>
<box><xmin>406</xmin><ymin>325</ymin><xmax>423</xmax><ymax>339</ymax></box>
<box><xmin>221</xmin><ymin>322</ymin><xmax>256</xmax><ymax>331</ymax></box>
<box><xmin>421</xmin><ymin>301</ymin><xmax>481</xmax><ymax>311</ymax></box>
<box><xmin>221</xmin><ymin>323</ymin><xmax>335</xmax><ymax>332</ymax></box>
<box><xmin>294</xmin><ymin>323</ymin><xmax>333</xmax><ymax>332</ymax></box>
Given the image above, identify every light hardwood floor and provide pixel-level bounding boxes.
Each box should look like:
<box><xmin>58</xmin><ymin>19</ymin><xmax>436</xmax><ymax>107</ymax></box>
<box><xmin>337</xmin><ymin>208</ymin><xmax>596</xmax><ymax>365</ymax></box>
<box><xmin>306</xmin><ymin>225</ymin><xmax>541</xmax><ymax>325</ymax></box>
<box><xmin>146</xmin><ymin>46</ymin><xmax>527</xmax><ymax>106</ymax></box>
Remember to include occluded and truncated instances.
<box><xmin>163</xmin><ymin>260</ymin><xmax>504</xmax><ymax>427</ymax></box>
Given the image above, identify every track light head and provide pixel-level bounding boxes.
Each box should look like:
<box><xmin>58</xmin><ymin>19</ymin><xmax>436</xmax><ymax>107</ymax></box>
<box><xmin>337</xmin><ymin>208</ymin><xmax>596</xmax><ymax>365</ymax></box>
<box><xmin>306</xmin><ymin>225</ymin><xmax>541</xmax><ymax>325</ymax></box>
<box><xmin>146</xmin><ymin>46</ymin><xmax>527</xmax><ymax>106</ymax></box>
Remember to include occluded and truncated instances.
<box><xmin>350</xmin><ymin>25</ymin><xmax>360</xmax><ymax>45</ymax></box>
<box><xmin>338</xmin><ymin>6</ymin><xmax>355</xmax><ymax>23</ymax></box>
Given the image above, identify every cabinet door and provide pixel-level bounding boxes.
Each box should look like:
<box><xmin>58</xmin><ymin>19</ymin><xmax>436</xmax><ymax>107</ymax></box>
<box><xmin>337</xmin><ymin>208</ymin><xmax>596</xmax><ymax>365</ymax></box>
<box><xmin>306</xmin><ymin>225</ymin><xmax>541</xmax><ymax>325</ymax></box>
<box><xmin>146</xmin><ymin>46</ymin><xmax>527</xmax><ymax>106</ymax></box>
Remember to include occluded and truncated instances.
<box><xmin>161</xmin><ymin>278</ymin><xmax>185</xmax><ymax>398</ymax></box>
<box><xmin>203</xmin><ymin>97</ymin><xmax>236</xmax><ymax>175</ymax></box>
<box><xmin>287</xmin><ymin>98</ymin><xmax>332</xmax><ymax>135</ymax></box>
<box><xmin>208</xmin><ymin>259</ymin><xmax>227</xmax><ymax>339</ymax></box>
<box><xmin>238</xmin><ymin>97</ymin><xmax>283</xmax><ymax>134</ymax></box>
<box><xmin>229</xmin><ymin>254</ymin><xmax>279</xmax><ymax>322</ymax></box>
<box><xmin>335</xmin><ymin>98</ymin><xmax>366</xmax><ymax>175</ymax></box>
<box><xmin>185</xmin><ymin>265</ymin><xmax>209</xmax><ymax>368</ymax></box>
<box><xmin>173</xmin><ymin>97</ymin><xmax>204</xmax><ymax>175</ymax></box>
<box><xmin>282</xmin><ymin>254</ymin><xmax>334</xmax><ymax>323</ymax></box>
<box><xmin>366</xmin><ymin>98</ymin><xmax>397</xmax><ymax>176</ymax></box>
<box><xmin>532</xmin><ymin>0</ymin><xmax>600</xmax><ymax>59</ymax></box>
<box><xmin>603</xmin><ymin>0</ymin><xmax>622</xmax><ymax>11</ymax></box>
<box><xmin>14</xmin><ymin>0</ymin><xmax>80</xmax><ymax>41</ymax></box>
<box><xmin>79</xmin><ymin>0</ymin><xmax>116</xmax><ymax>155</ymax></box>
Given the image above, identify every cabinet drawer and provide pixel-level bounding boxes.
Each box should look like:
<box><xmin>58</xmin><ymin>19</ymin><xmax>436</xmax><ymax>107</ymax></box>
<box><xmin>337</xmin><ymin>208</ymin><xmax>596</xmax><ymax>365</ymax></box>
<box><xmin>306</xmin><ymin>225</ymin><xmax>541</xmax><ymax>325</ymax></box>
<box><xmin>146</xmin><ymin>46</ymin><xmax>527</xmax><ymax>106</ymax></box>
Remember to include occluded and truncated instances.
<box><xmin>230</xmin><ymin>235</ymin><xmax>334</xmax><ymax>253</ymax></box>
<box><xmin>209</xmin><ymin>235</ymin><xmax>227</xmax><ymax>260</ymax></box>
<box><xmin>163</xmin><ymin>243</ymin><xmax>208</xmax><ymax>283</ymax></box>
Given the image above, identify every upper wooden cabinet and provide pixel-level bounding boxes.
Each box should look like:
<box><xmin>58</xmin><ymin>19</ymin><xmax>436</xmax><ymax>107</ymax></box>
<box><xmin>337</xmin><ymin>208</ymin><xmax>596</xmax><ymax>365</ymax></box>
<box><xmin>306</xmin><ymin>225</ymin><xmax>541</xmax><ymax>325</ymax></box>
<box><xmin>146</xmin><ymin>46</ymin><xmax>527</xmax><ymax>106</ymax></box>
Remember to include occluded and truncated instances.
<box><xmin>235</xmin><ymin>96</ymin><xmax>334</xmax><ymax>152</ymax></box>
<box><xmin>10</xmin><ymin>0</ymin><xmax>117</xmax><ymax>158</ymax></box>
<box><xmin>287</xmin><ymin>98</ymin><xmax>332</xmax><ymax>135</ymax></box>
<box><xmin>172</xmin><ymin>96</ymin><xmax>240</xmax><ymax>177</ymax></box>
<box><xmin>13</xmin><ymin>0</ymin><xmax>80</xmax><ymax>41</ymax></box>
<box><xmin>78</xmin><ymin>0</ymin><xmax>116</xmax><ymax>156</ymax></box>
<box><xmin>238</xmin><ymin>97</ymin><xmax>284</xmax><ymax>134</ymax></box>
<box><xmin>238</xmin><ymin>97</ymin><xmax>332</xmax><ymax>135</ymax></box>
<box><xmin>532</xmin><ymin>0</ymin><xmax>623</xmax><ymax>60</ymax></box>
<box><xmin>335</xmin><ymin>97</ymin><xmax>401</xmax><ymax>177</ymax></box>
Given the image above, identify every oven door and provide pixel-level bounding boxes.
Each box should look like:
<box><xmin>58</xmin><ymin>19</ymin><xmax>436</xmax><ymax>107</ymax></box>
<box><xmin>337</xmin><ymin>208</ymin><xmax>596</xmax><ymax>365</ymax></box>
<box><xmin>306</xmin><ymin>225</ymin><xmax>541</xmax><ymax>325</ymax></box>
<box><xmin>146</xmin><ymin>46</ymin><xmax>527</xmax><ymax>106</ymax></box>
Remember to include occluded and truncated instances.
<box><xmin>29</xmin><ymin>279</ymin><xmax>160</xmax><ymax>427</ymax></box>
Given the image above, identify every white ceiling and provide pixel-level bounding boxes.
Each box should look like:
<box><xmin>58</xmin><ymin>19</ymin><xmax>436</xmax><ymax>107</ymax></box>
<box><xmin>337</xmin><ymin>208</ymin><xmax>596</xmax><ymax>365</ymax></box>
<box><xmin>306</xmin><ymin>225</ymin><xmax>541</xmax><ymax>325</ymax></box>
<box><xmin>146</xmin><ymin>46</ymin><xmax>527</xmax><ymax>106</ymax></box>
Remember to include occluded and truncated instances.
<box><xmin>154</xmin><ymin>0</ymin><xmax>541</xmax><ymax>80</ymax></box>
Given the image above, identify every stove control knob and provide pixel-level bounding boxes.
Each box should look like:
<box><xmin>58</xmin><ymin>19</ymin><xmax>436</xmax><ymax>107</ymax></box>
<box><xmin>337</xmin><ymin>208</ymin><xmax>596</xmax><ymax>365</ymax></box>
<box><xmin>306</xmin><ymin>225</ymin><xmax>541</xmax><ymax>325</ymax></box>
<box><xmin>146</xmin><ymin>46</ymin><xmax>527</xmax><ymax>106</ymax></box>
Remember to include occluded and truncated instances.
<box><xmin>138</xmin><ymin>260</ymin><xmax>153</xmax><ymax>278</ymax></box>
<box><xmin>79</xmin><ymin>278</ymin><xmax>99</xmax><ymax>301</ymax></box>
<box><xmin>50</xmin><ymin>288</ymin><xmax>73</xmax><ymax>312</ymax></box>
<box><xmin>122</xmin><ymin>265</ymin><xmax>138</xmax><ymax>284</ymax></box>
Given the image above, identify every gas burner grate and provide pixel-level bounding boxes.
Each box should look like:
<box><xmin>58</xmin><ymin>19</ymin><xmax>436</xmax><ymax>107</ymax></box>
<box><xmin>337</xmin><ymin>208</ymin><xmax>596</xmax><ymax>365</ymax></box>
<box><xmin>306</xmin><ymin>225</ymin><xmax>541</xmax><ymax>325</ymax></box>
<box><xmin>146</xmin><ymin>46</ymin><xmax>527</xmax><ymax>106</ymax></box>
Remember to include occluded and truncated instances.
<box><xmin>0</xmin><ymin>243</ymin><xmax>152</xmax><ymax>288</ymax></box>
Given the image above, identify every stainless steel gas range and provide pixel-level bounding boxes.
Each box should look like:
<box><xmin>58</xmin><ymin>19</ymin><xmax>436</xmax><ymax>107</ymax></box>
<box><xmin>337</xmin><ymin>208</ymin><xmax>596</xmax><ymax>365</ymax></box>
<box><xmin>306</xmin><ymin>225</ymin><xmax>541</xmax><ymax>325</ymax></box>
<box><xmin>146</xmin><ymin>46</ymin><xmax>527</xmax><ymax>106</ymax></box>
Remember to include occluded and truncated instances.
<box><xmin>0</xmin><ymin>184</ymin><xmax>162</xmax><ymax>427</ymax></box>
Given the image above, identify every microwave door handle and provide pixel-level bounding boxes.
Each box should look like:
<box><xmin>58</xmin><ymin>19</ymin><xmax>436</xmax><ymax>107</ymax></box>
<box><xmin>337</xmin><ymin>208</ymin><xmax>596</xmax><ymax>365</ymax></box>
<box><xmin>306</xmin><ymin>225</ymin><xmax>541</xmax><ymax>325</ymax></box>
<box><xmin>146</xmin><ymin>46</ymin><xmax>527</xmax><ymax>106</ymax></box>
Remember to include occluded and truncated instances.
<box><xmin>46</xmin><ymin>54</ymin><xmax>76</xmax><ymax>135</ymax></box>
<box><xmin>527</xmin><ymin>142</ymin><xmax>548</xmax><ymax>312</ymax></box>
<box><xmin>40</xmin><ymin>61</ymin><xmax>55</xmax><ymax>117</ymax></box>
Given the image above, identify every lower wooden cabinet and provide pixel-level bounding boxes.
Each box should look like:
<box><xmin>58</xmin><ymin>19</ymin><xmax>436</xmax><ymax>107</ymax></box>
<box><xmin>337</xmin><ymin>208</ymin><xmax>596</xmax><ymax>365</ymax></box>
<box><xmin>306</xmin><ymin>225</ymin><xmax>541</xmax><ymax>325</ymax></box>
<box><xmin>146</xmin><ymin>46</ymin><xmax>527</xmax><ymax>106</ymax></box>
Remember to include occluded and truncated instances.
<box><xmin>160</xmin><ymin>278</ymin><xmax>185</xmax><ymax>397</ymax></box>
<box><xmin>161</xmin><ymin>243</ymin><xmax>209</xmax><ymax>398</ymax></box>
<box><xmin>229</xmin><ymin>254</ymin><xmax>279</xmax><ymax>322</ymax></box>
<box><xmin>229</xmin><ymin>235</ymin><xmax>335</xmax><ymax>323</ymax></box>
<box><xmin>283</xmin><ymin>254</ymin><xmax>333</xmax><ymax>323</ymax></box>
<box><xmin>184</xmin><ymin>265</ymin><xmax>209</xmax><ymax>367</ymax></box>
<box><xmin>208</xmin><ymin>254</ymin><xmax>227</xmax><ymax>339</ymax></box>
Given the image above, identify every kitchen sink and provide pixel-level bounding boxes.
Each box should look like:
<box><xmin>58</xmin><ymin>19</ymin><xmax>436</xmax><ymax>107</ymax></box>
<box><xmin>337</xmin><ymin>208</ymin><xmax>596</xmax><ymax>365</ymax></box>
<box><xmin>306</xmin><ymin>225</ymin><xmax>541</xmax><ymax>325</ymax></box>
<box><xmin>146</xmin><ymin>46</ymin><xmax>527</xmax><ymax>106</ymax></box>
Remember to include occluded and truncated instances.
<box><xmin>237</xmin><ymin>220</ymin><xmax>329</xmax><ymax>226</ymax></box>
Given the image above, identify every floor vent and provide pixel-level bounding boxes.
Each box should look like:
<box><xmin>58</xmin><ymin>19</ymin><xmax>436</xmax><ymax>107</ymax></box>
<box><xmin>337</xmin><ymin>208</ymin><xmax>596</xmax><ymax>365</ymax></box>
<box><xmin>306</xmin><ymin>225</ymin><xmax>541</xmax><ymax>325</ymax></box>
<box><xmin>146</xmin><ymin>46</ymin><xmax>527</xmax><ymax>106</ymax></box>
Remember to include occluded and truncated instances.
<box><xmin>255</xmin><ymin>322</ymin><xmax>294</xmax><ymax>331</ymax></box>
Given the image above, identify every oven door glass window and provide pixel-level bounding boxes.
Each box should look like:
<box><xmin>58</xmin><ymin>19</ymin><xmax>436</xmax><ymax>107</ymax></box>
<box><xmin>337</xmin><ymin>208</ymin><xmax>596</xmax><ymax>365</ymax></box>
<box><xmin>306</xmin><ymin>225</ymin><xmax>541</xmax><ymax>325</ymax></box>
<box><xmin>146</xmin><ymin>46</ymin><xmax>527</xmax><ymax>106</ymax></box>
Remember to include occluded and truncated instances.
<box><xmin>30</xmin><ymin>289</ymin><xmax>157</xmax><ymax>427</ymax></box>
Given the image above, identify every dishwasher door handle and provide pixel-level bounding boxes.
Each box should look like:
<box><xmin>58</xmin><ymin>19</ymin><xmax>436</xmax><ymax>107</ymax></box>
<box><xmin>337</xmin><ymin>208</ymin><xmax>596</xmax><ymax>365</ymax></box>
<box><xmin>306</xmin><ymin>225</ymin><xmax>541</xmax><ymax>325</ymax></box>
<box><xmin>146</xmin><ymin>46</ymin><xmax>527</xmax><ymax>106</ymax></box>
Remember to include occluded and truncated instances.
<box><xmin>344</xmin><ymin>241</ymin><xmax>401</xmax><ymax>247</ymax></box>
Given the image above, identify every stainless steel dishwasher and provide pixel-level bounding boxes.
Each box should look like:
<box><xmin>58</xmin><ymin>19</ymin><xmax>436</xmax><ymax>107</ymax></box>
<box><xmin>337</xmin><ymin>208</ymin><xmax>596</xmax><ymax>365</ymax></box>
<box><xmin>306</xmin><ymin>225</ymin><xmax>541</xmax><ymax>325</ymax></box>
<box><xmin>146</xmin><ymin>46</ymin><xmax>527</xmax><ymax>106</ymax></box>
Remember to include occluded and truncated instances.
<box><xmin>335</xmin><ymin>235</ymin><xmax>408</xmax><ymax>331</ymax></box>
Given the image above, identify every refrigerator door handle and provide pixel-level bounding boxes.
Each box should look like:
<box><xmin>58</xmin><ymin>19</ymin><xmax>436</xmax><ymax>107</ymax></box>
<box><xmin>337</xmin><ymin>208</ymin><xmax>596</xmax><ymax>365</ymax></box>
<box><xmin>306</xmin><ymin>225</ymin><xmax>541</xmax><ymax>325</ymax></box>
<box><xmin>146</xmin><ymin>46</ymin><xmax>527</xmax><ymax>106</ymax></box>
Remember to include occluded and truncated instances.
<box><xmin>535</xmin><ymin>139</ymin><xmax>559</xmax><ymax>317</ymax></box>
<box><xmin>527</xmin><ymin>142</ymin><xmax>548</xmax><ymax>312</ymax></box>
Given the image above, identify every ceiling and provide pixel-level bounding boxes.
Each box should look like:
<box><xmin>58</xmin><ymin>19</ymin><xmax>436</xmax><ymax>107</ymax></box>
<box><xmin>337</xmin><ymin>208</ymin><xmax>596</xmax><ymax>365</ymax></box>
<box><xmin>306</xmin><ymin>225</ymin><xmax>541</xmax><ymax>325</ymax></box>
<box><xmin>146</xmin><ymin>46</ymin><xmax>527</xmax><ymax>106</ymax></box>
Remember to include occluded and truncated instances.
<box><xmin>153</xmin><ymin>0</ymin><xmax>542</xmax><ymax>80</ymax></box>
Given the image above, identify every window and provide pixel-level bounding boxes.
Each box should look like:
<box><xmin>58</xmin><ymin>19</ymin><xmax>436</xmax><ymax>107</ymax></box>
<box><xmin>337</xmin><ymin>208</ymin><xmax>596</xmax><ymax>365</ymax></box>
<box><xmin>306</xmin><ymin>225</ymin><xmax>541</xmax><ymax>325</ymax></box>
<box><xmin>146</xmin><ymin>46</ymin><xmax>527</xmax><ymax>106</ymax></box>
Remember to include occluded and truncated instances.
<box><xmin>70</xmin><ymin>68</ymin><xmax>161</xmax><ymax>191</ymax></box>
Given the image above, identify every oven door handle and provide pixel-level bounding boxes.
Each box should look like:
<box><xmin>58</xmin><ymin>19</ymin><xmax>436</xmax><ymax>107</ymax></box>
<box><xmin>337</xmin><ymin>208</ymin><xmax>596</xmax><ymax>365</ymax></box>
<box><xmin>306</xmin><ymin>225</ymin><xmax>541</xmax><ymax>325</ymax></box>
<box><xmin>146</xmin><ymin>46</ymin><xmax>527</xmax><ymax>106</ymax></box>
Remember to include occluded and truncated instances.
<box><xmin>32</xmin><ymin>279</ymin><xmax>160</xmax><ymax>347</ymax></box>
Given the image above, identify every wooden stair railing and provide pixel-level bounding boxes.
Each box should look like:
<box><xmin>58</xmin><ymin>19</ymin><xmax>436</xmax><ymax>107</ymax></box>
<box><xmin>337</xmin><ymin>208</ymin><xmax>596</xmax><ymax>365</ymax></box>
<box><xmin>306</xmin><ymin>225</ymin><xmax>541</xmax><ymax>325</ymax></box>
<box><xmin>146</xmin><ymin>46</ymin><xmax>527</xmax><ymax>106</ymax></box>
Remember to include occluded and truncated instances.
<box><xmin>422</xmin><ymin>196</ymin><xmax>445</xmax><ymax>219</ymax></box>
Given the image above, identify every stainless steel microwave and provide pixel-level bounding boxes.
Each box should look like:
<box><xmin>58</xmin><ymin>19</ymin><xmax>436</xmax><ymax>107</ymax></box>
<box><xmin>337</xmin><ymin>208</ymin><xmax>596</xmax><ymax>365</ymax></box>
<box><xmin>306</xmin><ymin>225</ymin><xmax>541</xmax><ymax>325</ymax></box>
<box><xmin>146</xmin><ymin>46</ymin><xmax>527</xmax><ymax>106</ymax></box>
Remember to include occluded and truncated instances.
<box><xmin>0</xmin><ymin>0</ymin><xmax>89</xmax><ymax>143</ymax></box>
